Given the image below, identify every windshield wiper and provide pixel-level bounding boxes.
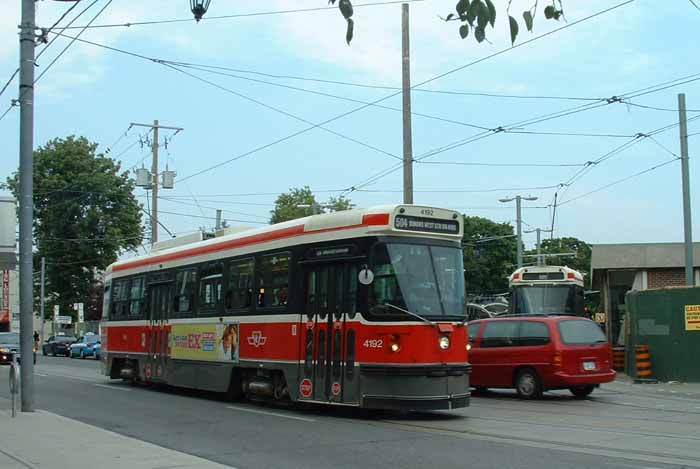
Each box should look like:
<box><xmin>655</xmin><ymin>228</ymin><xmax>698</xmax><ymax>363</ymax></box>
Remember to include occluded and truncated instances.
<box><xmin>383</xmin><ymin>302</ymin><xmax>437</xmax><ymax>327</ymax></box>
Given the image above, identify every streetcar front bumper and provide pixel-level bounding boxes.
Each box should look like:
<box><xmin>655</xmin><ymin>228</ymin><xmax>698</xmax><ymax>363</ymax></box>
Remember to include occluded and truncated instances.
<box><xmin>360</xmin><ymin>363</ymin><xmax>471</xmax><ymax>411</ymax></box>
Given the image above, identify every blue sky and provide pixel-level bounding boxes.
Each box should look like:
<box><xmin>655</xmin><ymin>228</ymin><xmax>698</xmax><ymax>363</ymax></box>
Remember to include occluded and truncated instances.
<box><xmin>1</xmin><ymin>0</ymin><xmax>700</xmax><ymax>255</ymax></box>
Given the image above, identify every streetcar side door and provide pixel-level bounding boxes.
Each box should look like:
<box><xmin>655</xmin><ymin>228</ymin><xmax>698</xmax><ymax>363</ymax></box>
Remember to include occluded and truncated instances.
<box><xmin>299</xmin><ymin>262</ymin><xmax>359</xmax><ymax>404</ymax></box>
<box><xmin>147</xmin><ymin>280</ymin><xmax>171</xmax><ymax>382</ymax></box>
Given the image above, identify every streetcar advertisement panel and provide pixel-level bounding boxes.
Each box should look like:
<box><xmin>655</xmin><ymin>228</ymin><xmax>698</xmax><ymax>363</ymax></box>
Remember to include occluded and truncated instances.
<box><xmin>170</xmin><ymin>322</ymin><xmax>239</xmax><ymax>362</ymax></box>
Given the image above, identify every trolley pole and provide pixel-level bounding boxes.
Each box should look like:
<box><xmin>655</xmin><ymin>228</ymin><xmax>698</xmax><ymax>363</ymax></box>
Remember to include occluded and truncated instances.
<box><xmin>678</xmin><ymin>94</ymin><xmax>694</xmax><ymax>286</ymax></box>
<box><xmin>401</xmin><ymin>3</ymin><xmax>414</xmax><ymax>205</ymax></box>
<box><xmin>18</xmin><ymin>0</ymin><xmax>36</xmax><ymax>412</ymax></box>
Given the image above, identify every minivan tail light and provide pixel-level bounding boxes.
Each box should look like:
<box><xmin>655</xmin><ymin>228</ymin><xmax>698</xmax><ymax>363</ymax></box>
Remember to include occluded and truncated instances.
<box><xmin>552</xmin><ymin>351</ymin><xmax>562</xmax><ymax>366</ymax></box>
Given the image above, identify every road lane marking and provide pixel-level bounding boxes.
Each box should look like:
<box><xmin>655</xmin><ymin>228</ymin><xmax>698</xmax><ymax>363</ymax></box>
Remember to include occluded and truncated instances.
<box><xmin>94</xmin><ymin>384</ymin><xmax>132</xmax><ymax>392</ymax></box>
<box><xmin>226</xmin><ymin>405</ymin><xmax>316</xmax><ymax>422</ymax></box>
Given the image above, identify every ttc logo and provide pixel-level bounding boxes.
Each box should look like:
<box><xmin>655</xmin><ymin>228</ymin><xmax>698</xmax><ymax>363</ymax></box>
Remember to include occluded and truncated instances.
<box><xmin>247</xmin><ymin>331</ymin><xmax>267</xmax><ymax>348</ymax></box>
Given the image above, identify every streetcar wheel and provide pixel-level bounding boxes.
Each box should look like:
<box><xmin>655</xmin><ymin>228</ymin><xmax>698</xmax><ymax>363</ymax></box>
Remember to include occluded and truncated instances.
<box><xmin>515</xmin><ymin>368</ymin><xmax>542</xmax><ymax>399</ymax></box>
<box><xmin>569</xmin><ymin>385</ymin><xmax>595</xmax><ymax>398</ymax></box>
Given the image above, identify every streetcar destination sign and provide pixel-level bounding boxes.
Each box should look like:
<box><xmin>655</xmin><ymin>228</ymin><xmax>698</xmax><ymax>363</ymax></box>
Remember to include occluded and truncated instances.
<box><xmin>394</xmin><ymin>215</ymin><xmax>459</xmax><ymax>235</ymax></box>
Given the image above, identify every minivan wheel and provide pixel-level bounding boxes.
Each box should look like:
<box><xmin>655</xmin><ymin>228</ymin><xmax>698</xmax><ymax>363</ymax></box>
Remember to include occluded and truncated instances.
<box><xmin>569</xmin><ymin>385</ymin><xmax>595</xmax><ymax>398</ymax></box>
<box><xmin>515</xmin><ymin>369</ymin><xmax>542</xmax><ymax>399</ymax></box>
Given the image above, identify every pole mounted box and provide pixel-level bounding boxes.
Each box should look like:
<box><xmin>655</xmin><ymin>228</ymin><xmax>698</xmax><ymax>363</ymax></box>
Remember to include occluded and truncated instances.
<box><xmin>0</xmin><ymin>197</ymin><xmax>17</xmax><ymax>269</ymax></box>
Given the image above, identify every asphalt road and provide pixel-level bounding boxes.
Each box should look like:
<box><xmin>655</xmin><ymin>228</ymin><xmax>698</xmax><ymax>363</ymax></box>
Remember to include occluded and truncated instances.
<box><xmin>2</xmin><ymin>356</ymin><xmax>698</xmax><ymax>469</ymax></box>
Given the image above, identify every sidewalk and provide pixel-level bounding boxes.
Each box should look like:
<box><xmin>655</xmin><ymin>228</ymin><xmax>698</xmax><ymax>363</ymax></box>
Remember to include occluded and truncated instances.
<box><xmin>606</xmin><ymin>372</ymin><xmax>700</xmax><ymax>400</ymax></box>
<box><xmin>0</xmin><ymin>403</ymin><xmax>234</xmax><ymax>469</ymax></box>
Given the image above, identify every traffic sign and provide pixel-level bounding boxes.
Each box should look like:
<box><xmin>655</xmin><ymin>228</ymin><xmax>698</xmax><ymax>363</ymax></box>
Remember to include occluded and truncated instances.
<box><xmin>77</xmin><ymin>303</ymin><xmax>84</xmax><ymax>323</ymax></box>
<box><xmin>56</xmin><ymin>315</ymin><xmax>72</xmax><ymax>324</ymax></box>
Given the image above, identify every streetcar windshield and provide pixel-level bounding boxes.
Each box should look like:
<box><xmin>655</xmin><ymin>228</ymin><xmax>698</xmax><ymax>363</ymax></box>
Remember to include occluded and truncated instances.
<box><xmin>369</xmin><ymin>242</ymin><xmax>465</xmax><ymax>319</ymax></box>
<box><xmin>511</xmin><ymin>285</ymin><xmax>583</xmax><ymax>315</ymax></box>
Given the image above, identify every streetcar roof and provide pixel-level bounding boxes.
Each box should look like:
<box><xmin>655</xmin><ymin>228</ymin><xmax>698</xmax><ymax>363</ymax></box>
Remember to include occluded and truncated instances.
<box><xmin>509</xmin><ymin>265</ymin><xmax>584</xmax><ymax>286</ymax></box>
<box><xmin>107</xmin><ymin>204</ymin><xmax>462</xmax><ymax>277</ymax></box>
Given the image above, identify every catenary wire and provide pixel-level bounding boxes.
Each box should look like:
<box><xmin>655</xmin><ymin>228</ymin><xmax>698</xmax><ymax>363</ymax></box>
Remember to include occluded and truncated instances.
<box><xmin>58</xmin><ymin>0</ymin><xmax>426</xmax><ymax>29</ymax></box>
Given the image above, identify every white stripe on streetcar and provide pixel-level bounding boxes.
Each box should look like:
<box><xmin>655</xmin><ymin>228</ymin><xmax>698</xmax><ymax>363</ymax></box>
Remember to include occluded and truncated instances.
<box><xmin>226</xmin><ymin>405</ymin><xmax>316</xmax><ymax>422</ymax></box>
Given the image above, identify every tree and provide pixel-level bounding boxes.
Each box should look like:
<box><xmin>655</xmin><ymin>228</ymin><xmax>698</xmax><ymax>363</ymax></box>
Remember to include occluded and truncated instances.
<box><xmin>269</xmin><ymin>186</ymin><xmax>353</xmax><ymax>224</ymax></box>
<box><xmin>329</xmin><ymin>0</ymin><xmax>565</xmax><ymax>45</ymax></box>
<box><xmin>3</xmin><ymin>136</ymin><xmax>143</xmax><ymax>321</ymax></box>
<box><xmin>527</xmin><ymin>236</ymin><xmax>592</xmax><ymax>286</ymax></box>
<box><xmin>462</xmin><ymin>216</ymin><xmax>516</xmax><ymax>294</ymax></box>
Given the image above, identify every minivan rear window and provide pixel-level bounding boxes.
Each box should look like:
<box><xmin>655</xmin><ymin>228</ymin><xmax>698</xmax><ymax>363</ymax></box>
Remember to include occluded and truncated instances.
<box><xmin>558</xmin><ymin>320</ymin><xmax>606</xmax><ymax>345</ymax></box>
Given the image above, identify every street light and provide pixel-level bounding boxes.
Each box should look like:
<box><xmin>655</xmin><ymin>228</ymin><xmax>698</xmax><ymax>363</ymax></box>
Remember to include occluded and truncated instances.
<box><xmin>499</xmin><ymin>195</ymin><xmax>538</xmax><ymax>268</ymax></box>
<box><xmin>190</xmin><ymin>0</ymin><xmax>212</xmax><ymax>22</ymax></box>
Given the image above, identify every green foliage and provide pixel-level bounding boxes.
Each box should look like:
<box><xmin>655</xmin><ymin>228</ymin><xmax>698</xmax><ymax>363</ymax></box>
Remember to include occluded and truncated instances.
<box><xmin>3</xmin><ymin>136</ymin><xmax>142</xmax><ymax>320</ymax></box>
<box><xmin>462</xmin><ymin>216</ymin><xmax>517</xmax><ymax>293</ymax></box>
<box><xmin>269</xmin><ymin>186</ymin><xmax>353</xmax><ymax>224</ymax></box>
<box><xmin>328</xmin><ymin>0</ymin><xmax>564</xmax><ymax>45</ymax></box>
<box><xmin>446</xmin><ymin>0</ymin><xmax>564</xmax><ymax>45</ymax></box>
<box><xmin>526</xmin><ymin>236</ymin><xmax>592</xmax><ymax>287</ymax></box>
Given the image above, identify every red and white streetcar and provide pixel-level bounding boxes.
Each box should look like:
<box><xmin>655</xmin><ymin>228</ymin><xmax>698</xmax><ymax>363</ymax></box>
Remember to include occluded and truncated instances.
<box><xmin>101</xmin><ymin>204</ymin><xmax>470</xmax><ymax>410</ymax></box>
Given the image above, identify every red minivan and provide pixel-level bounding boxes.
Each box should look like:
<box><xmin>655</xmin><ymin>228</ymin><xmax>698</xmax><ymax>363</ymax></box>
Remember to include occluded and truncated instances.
<box><xmin>468</xmin><ymin>315</ymin><xmax>615</xmax><ymax>399</ymax></box>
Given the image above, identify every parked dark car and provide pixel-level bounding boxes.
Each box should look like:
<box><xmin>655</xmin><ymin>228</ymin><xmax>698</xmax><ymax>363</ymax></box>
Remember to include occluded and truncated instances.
<box><xmin>42</xmin><ymin>335</ymin><xmax>77</xmax><ymax>357</ymax></box>
<box><xmin>468</xmin><ymin>315</ymin><xmax>615</xmax><ymax>399</ymax></box>
<box><xmin>0</xmin><ymin>332</ymin><xmax>36</xmax><ymax>364</ymax></box>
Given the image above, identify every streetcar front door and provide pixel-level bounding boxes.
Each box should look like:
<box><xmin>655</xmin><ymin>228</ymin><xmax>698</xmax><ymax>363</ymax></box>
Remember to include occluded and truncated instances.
<box><xmin>300</xmin><ymin>263</ymin><xmax>359</xmax><ymax>404</ymax></box>
<box><xmin>147</xmin><ymin>283</ymin><xmax>170</xmax><ymax>382</ymax></box>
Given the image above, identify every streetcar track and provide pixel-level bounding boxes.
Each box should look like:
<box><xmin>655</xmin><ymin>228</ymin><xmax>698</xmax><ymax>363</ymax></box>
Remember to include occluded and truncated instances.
<box><xmin>450</xmin><ymin>414</ymin><xmax>700</xmax><ymax>440</ymax></box>
<box><xmin>470</xmin><ymin>401</ymin><xmax>694</xmax><ymax>424</ymax></box>
<box><xmin>475</xmin><ymin>394</ymin><xmax>700</xmax><ymax>416</ymax></box>
<box><xmin>377</xmin><ymin>419</ymin><xmax>700</xmax><ymax>466</ymax></box>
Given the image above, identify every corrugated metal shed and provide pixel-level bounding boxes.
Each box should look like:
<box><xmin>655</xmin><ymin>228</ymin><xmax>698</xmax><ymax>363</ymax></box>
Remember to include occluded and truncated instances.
<box><xmin>591</xmin><ymin>243</ymin><xmax>700</xmax><ymax>270</ymax></box>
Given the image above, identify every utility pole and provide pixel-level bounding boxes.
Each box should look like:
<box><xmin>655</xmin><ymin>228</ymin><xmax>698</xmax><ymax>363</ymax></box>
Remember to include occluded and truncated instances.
<box><xmin>40</xmin><ymin>257</ymin><xmax>45</xmax><ymax>345</ymax></box>
<box><xmin>678</xmin><ymin>93</ymin><xmax>694</xmax><ymax>285</ymax></box>
<box><xmin>525</xmin><ymin>228</ymin><xmax>553</xmax><ymax>266</ymax></box>
<box><xmin>18</xmin><ymin>0</ymin><xmax>36</xmax><ymax>412</ymax></box>
<box><xmin>152</xmin><ymin>120</ymin><xmax>159</xmax><ymax>245</ymax></box>
<box><xmin>500</xmin><ymin>195</ymin><xmax>538</xmax><ymax>268</ymax></box>
<box><xmin>130</xmin><ymin>121</ymin><xmax>183</xmax><ymax>246</ymax></box>
<box><xmin>215</xmin><ymin>209</ymin><xmax>222</xmax><ymax>230</ymax></box>
<box><xmin>401</xmin><ymin>3</ymin><xmax>414</xmax><ymax>205</ymax></box>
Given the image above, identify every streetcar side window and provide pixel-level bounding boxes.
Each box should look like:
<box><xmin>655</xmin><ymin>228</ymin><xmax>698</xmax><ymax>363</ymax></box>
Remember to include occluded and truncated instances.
<box><xmin>226</xmin><ymin>258</ymin><xmax>255</xmax><ymax>311</ymax></box>
<box><xmin>173</xmin><ymin>269</ymin><xmax>197</xmax><ymax>316</ymax></box>
<box><xmin>129</xmin><ymin>277</ymin><xmax>146</xmax><ymax>319</ymax></box>
<box><xmin>199</xmin><ymin>264</ymin><xmax>223</xmax><ymax>315</ymax></box>
<box><xmin>111</xmin><ymin>279</ymin><xmax>130</xmax><ymax>320</ymax></box>
<box><xmin>258</xmin><ymin>252</ymin><xmax>290</xmax><ymax>309</ymax></box>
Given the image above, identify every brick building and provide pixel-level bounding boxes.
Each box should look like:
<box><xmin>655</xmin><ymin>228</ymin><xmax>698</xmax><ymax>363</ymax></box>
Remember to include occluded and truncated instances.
<box><xmin>591</xmin><ymin>242</ymin><xmax>700</xmax><ymax>344</ymax></box>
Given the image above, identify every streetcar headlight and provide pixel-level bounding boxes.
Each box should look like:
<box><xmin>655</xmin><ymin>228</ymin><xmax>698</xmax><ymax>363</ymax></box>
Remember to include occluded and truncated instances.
<box><xmin>439</xmin><ymin>336</ymin><xmax>450</xmax><ymax>350</ymax></box>
<box><xmin>466</xmin><ymin>343</ymin><xmax>472</xmax><ymax>351</ymax></box>
<box><xmin>390</xmin><ymin>343</ymin><xmax>400</xmax><ymax>352</ymax></box>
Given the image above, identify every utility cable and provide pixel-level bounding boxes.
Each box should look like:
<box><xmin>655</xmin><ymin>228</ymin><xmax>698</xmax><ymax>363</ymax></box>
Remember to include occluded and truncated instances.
<box><xmin>558</xmin><ymin>157</ymin><xmax>680</xmax><ymax>206</ymax></box>
<box><xmin>59</xmin><ymin>0</ymin><xmax>425</xmax><ymax>29</ymax></box>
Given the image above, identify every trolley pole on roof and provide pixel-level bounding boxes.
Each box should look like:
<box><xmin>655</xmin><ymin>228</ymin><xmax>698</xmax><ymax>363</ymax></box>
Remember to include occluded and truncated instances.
<box><xmin>678</xmin><ymin>93</ymin><xmax>694</xmax><ymax>286</ymax></box>
<box><xmin>130</xmin><ymin>120</ymin><xmax>183</xmax><ymax>246</ymax></box>
<box><xmin>401</xmin><ymin>3</ymin><xmax>414</xmax><ymax>205</ymax></box>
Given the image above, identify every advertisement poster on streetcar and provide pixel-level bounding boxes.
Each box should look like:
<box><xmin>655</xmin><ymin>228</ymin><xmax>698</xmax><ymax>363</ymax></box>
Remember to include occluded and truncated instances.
<box><xmin>170</xmin><ymin>322</ymin><xmax>239</xmax><ymax>362</ymax></box>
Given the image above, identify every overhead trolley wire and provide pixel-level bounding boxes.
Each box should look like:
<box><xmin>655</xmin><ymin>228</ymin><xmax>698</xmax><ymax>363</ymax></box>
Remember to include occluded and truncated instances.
<box><xmin>57</xmin><ymin>0</ymin><xmax>426</xmax><ymax>29</ymax></box>
<box><xmin>0</xmin><ymin>0</ymin><xmax>109</xmax><ymax>124</ymax></box>
<box><xmin>557</xmin><ymin>158</ymin><xmax>681</xmax><ymax>207</ymax></box>
<box><xmin>0</xmin><ymin>0</ymin><xmax>89</xmax><ymax>100</ymax></box>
